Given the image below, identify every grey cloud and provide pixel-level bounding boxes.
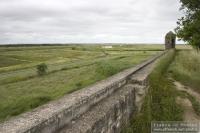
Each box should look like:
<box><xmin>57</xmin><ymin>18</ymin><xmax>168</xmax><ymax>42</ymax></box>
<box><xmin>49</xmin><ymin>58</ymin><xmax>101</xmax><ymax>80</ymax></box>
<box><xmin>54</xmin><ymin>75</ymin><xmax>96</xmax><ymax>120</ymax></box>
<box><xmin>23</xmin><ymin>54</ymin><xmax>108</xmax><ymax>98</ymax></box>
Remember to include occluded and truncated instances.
<box><xmin>0</xmin><ymin>0</ymin><xmax>183</xmax><ymax>44</ymax></box>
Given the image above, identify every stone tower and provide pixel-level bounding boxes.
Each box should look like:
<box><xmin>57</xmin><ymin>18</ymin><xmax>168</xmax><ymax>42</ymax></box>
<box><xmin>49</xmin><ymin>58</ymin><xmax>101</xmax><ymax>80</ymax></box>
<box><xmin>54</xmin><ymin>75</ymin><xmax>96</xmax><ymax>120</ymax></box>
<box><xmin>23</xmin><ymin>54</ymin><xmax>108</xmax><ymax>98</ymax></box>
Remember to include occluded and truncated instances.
<box><xmin>165</xmin><ymin>31</ymin><xmax>176</xmax><ymax>50</ymax></box>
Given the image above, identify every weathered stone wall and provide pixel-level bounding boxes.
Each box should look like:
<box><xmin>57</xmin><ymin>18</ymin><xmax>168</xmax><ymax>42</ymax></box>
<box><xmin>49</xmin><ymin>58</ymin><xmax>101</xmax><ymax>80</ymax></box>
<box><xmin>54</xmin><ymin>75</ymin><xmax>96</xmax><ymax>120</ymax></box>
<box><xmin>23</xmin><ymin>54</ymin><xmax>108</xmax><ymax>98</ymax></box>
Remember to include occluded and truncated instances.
<box><xmin>59</xmin><ymin>84</ymin><xmax>148</xmax><ymax>133</ymax></box>
<box><xmin>0</xmin><ymin>52</ymin><xmax>166</xmax><ymax>133</ymax></box>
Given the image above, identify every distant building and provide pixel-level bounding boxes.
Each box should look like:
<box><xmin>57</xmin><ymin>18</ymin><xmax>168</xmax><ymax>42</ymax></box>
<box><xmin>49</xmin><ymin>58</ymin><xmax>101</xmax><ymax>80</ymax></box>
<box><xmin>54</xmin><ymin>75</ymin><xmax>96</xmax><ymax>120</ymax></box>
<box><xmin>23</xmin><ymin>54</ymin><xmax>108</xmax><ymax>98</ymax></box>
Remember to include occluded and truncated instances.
<box><xmin>102</xmin><ymin>46</ymin><xmax>113</xmax><ymax>49</ymax></box>
<box><xmin>165</xmin><ymin>31</ymin><xmax>176</xmax><ymax>50</ymax></box>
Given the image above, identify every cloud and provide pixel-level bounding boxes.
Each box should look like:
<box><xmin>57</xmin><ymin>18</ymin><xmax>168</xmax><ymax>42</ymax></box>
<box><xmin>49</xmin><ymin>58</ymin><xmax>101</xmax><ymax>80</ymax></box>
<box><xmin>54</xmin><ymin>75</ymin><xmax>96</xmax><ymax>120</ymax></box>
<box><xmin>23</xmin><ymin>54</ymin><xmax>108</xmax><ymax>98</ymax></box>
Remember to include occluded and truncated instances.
<box><xmin>0</xmin><ymin>0</ymin><xmax>183</xmax><ymax>44</ymax></box>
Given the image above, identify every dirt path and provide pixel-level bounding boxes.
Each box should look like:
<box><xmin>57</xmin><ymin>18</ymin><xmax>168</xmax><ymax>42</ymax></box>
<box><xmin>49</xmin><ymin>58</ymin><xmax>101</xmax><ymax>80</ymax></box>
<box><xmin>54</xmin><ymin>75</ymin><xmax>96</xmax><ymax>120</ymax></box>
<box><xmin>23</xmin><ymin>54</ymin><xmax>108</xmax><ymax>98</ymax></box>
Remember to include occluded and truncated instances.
<box><xmin>176</xmin><ymin>97</ymin><xmax>200</xmax><ymax>121</ymax></box>
<box><xmin>174</xmin><ymin>81</ymin><xmax>200</xmax><ymax>121</ymax></box>
<box><xmin>174</xmin><ymin>81</ymin><xmax>200</xmax><ymax>102</ymax></box>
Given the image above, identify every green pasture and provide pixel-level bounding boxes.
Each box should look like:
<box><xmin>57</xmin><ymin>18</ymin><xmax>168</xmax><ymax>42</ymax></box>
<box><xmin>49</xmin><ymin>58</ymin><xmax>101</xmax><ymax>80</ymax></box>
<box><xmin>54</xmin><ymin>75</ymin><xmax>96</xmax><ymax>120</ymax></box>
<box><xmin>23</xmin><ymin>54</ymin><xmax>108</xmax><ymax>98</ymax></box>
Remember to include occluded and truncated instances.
<box><xmin>0</xmin><ymin>44</ymin><xmax>164</xmax><ymax>122</ymax></box>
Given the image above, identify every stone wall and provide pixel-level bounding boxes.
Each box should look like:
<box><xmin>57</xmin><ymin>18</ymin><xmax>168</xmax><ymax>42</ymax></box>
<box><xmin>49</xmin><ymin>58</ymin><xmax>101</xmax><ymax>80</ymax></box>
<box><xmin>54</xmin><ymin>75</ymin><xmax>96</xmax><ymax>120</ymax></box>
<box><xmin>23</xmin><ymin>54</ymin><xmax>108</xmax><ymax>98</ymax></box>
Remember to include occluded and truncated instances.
<box><xmin>0</xmin><ymin>52</ymin><xmax>166</xmax><ymax>133</ymax></box>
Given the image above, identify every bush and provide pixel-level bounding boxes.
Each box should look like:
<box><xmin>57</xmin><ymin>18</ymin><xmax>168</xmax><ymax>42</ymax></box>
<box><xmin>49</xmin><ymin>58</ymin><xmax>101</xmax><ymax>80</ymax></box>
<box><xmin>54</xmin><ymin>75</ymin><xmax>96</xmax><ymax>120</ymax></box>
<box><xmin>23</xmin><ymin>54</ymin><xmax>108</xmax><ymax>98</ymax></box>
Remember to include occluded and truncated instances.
<box><xmin>95</xmin><ymin>61</ymin><xmax>118</xmax><ymax>77</ymax></box>
<box><xmin>75</xmin><ymin>82</ymin><xmax>82</xmax><ymax>89</ymax></box>
<box><xmin>71</xmin><ymin>47</ymin><xmax>76</xmax><ymax>50</ymax></box>
<box><xmin>37</xmin><ymin>63</ymin><xmax>48</xmax><ymax>76</ymax></box>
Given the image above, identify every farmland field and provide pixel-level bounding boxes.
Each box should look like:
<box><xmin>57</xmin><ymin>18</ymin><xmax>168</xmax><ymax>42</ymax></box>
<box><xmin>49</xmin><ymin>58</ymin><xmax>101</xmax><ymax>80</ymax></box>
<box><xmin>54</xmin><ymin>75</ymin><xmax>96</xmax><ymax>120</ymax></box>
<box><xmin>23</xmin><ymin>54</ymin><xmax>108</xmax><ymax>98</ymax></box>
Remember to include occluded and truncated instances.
<box><xmin>0</xmin><ymin>44</ymin><xmax>165</xmax><ymax>122</ymax></box>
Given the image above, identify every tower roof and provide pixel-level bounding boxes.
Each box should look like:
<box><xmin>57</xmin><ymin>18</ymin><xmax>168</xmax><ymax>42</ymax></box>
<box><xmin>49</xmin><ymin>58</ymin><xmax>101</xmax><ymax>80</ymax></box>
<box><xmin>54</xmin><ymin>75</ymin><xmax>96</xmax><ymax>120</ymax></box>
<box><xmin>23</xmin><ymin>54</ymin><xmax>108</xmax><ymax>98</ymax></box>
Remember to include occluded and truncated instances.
<box><xmin>165</xmin><ymin>31</ymin><xmax>176</xmax><ymax>38</ymax></box>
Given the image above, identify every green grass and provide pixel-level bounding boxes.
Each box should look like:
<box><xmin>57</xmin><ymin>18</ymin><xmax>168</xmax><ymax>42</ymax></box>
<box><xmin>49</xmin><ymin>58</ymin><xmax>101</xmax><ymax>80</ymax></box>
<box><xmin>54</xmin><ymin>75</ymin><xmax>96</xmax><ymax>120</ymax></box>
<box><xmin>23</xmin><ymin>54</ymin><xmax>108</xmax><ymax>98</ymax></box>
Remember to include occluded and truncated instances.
<box><xmin>123</xmin><ymin>50</ymin><xmax>184</xmax><ymax>133</ymax></box>
<box><xmin>168</xmin><ymin>50</ymin><xmax>200</xmax><ymax>93</ymax></box>
<box><xmin>0</xmin><ymin>44</ymin><xmax>163</xmax><ymax>122</ymax></box>
<box><xmin>0</xmin><ymin>55</ymin><xmax>28</xmax><ymax>67</ymax></box>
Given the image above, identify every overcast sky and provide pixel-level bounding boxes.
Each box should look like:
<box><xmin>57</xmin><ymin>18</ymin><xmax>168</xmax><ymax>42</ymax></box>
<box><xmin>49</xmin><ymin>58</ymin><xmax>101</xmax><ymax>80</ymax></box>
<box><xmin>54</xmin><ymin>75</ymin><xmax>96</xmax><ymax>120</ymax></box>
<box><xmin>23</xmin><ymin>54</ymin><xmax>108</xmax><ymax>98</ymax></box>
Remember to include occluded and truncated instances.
<box><xmin>0</xmin><ymin>0</ymin><xmax>183</xmax><ymax>44</ymax></box>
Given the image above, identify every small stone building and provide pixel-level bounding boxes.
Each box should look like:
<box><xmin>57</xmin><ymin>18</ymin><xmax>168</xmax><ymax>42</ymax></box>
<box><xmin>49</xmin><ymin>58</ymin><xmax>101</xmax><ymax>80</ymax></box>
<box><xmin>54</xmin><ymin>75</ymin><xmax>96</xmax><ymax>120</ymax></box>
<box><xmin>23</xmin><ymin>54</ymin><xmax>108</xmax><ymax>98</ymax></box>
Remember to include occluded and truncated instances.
<box><xmin>165</xmin><ymin>31</ymin><xmax>176</xmax><ymax>50</ymax></box>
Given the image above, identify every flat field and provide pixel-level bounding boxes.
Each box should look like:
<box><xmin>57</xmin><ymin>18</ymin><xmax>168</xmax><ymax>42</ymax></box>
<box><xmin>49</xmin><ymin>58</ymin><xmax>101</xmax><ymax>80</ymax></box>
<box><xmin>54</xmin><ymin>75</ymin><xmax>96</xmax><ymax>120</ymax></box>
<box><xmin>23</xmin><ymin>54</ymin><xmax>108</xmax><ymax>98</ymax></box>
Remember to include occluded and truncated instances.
<box><xmin>0</xmin><ymin>44</ymin><xmax>164</xmax><ymax>121</ymax></box>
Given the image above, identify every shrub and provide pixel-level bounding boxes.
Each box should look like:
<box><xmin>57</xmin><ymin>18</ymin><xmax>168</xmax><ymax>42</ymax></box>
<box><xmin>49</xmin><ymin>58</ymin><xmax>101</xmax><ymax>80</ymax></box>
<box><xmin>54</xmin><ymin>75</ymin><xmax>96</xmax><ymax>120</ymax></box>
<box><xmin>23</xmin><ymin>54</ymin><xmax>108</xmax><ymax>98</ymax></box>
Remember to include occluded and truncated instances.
<box><xmin>37</xmin><ymin>63</ymin><xmax>48</xmax><ymax>76</ymax></box>
<box><xmin>72</xmin><ymin>47</ymin><xmax>76</xmax><ymax>50</ymax></box>
<box><xmin>95</xmin><ymin>61</ymin><xmax>118</xmax><ymax>77</ymax></box>
<box><xmin>75</xmin><ymin>82</ymin><xmax>82</xmax><ymax>89</ymax></box>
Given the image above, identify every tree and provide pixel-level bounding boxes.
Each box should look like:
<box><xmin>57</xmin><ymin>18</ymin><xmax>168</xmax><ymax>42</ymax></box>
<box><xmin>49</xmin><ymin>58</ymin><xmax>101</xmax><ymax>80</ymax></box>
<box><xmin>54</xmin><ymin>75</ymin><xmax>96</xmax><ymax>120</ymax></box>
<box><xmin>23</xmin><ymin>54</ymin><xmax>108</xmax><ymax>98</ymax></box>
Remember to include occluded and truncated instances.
<box><xmin>37</xmin><ymin>63</ymin><xmax>48</xmax><ymax>76</ymax></box>
<box><xmin>175</xmin><ymin>0</ymin><xmax>200</xmax><ymax>49</ymax></box>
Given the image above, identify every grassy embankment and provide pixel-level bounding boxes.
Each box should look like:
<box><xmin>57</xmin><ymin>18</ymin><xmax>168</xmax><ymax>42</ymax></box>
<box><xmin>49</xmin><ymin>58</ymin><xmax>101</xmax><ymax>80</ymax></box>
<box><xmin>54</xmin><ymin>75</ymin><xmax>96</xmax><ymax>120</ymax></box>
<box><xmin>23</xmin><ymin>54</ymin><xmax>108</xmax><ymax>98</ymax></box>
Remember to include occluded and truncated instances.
<box><xmin>169</xmin><ymin>50</ymin><xmax>200</xmax><ymax>93</ymax></box>
<box><xmin>124</xmin><ymin>48</ymin><xmax>200</xmax><ymax>133</ymax></box>
<box><xmin>123</xmin><ymin>50</ymin><xmax>183</xmax><ymax>133</ymax></box>
<box><xmin>0</xmin><ymin>45</ymin><xmax>163</xmax><ymax>122</ymax></box>
<box><xmin>168</xmin><ymin>49</ymin><xmax>200</xmax><ymax>115</ymax></box>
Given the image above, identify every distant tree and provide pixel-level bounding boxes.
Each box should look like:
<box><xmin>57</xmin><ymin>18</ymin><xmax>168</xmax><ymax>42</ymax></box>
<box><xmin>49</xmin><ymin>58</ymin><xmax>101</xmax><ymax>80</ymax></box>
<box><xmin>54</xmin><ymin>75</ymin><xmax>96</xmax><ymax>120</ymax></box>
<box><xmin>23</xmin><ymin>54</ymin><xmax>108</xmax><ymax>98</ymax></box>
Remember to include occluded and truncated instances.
<box><xmin>37</xmin><ymin>63</ymin><xmax>48</xmax><ymax>76</ymax></box>
<box><xmin>72</xmin><ymin>47</ymin><xmax>76</xmax><ymax>50</ymax></box>
<box><xmin>175</xmin><ymin>0</ymin><xmax>200</xmax><ymax>49</ymax></box>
